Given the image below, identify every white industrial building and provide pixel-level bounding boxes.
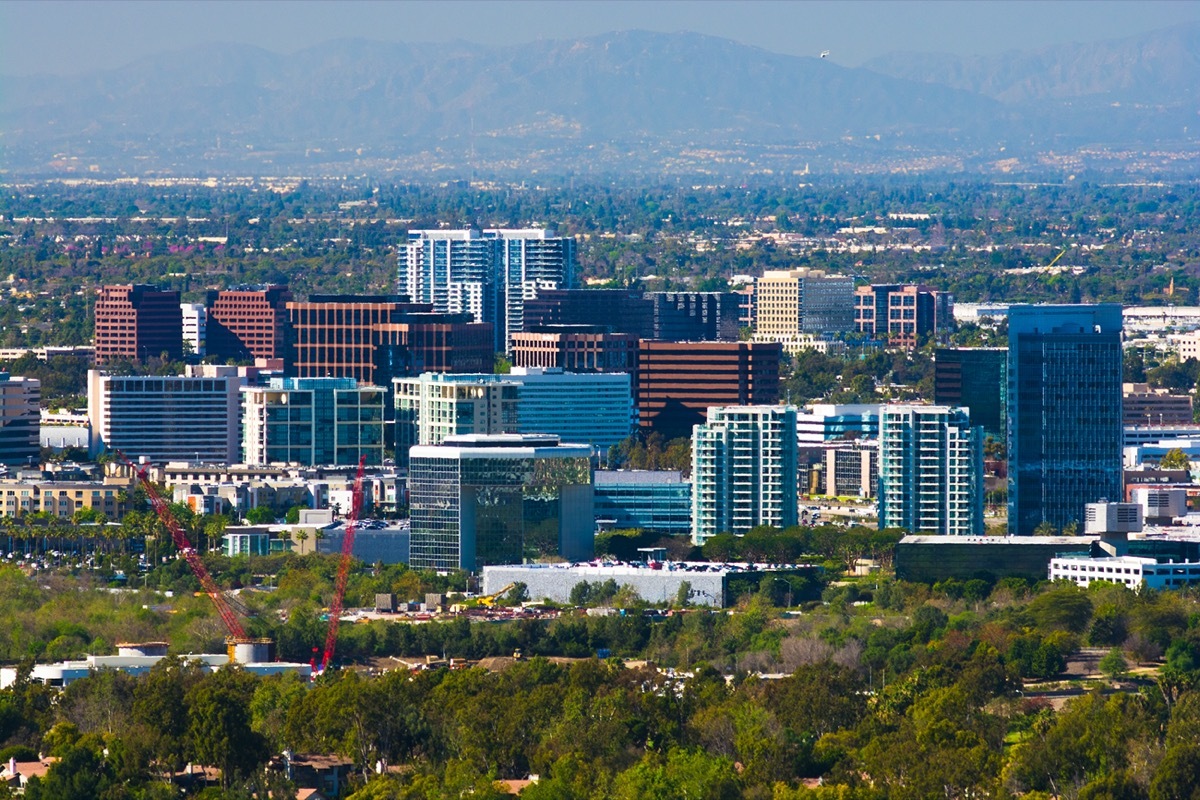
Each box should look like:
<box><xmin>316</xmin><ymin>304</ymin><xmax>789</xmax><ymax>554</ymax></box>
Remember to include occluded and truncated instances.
<box><xmin>1049</xmin><ymin>501</ymin><xmax>1200</xmax><ymax>591</ymax></box>
<box><xmin>0</xmin><ymin>642</ymin><xmax>311</xmax><ymax>689</ymax></box>
<box><xmin>482</xmin><ymin>561</ymin><xmax>820</xmax><ymax>608</ymax></box>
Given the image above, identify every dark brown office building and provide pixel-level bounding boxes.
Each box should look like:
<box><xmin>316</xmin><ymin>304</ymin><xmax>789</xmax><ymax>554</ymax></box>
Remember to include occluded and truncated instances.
<box><xmin>636</xmin><ymin>340</ymin><xmax>782</xmax><ymax>440</ymax></box>
<box><xmin>94</xmin><ymin>284</ymin><xmax>183</xmax><ymax>363</ymax></box>
<box><xmin>647</xmin><ymin>292</ymin><xmax>742</xmax><ymax>341</ymax></box>
<box><xmin>376</xmin><ymin>316</ymin><xmax>494</xmax><ymax>377</ymax></box>
<box><xmin>205</xmin><ymin>285</ymin><xmax>293</xmax><ymax>364</ymax></box>
<box><xmin>511</xmin><ymin>326</ymin><xmax>637</xmax><ymax>373</ymax></box>
<box><xmin>523</xmin><ymin>289</ymin><xmax>655</xmax><ymax>339</ymax></box>
<box><xmin>287</xmin><ymin>295</ymin><xmax>492</xmax><ymax>385</ymax></box>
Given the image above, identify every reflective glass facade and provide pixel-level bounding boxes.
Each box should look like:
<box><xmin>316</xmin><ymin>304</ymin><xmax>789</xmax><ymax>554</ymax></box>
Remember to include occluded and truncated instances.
<box><xmin>934</xmin><ymin>347</ymin><xmax>1007</xmax><ymax>441</ymax></box>
<box><xmin>242</xmin><ymin>377</ymin><xmax>385</xmax><ymax>466</ymax></box>
<box><xmin>409</xmin><ymin>437</ymin><xmax>594</xmax><ymax>571</ymax></box>
<box><xmin>593</xmin><ymin>471</ymin><xmax>692</xmax><ymax>534</ymax></box>
<box><xmin>1007</xmin><ymin>305</ymin><xmax>1123</xmax><ymax>535</ymax></box>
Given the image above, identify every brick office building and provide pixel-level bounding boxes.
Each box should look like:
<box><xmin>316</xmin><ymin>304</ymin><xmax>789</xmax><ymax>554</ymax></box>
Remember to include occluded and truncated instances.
<box><xmin>94</xmin><ymin>285</ymin><xmax>183</xmax><ymax>363</ymax></box>
<box><xmin>510</xmin><ymin>326</ymin><xmax>637</xmax><ymax>373</ymax></box>
<box><xmin>636</xmin><ymin>341</ymin><xmax>782</xmax><ymax>440</ymax></box>
<box><xmin>287</xmin><ymin>296</ymin><xmax>493</xmax><ymax>386</ymax></box>
<box><xmin>205</xmin><ymin>285</ymin><xmax>293</xmax><ymax>364</ymax></box>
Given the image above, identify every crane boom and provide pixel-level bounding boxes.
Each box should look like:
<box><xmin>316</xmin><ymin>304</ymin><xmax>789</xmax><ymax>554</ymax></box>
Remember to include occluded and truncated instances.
<box><xmin>320</xmin><ymin>456</ymin><xmax>367</xmax><ymax>673</ymax></box>
<box><xmin>121</xmin><ymin>454</ymin><xmax>246</xmax><ymax>639</ymax></box>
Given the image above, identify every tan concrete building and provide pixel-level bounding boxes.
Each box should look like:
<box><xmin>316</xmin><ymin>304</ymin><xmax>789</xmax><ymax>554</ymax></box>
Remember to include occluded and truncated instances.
<box><xmin>754</xmin><ymin>269</ymin><xmax>854</xmax><ymax>337</ymax></box>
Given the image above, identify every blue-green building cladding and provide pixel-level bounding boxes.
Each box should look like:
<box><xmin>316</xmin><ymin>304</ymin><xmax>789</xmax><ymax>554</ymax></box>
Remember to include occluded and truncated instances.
<box><xmin>1007</xmin><ymin>304</ymin><xmax>1123</xmax><ymax>536</ymax></box>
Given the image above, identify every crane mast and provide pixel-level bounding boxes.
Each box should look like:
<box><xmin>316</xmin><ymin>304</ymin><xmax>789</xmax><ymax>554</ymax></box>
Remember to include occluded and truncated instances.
<box><xmin>121</xmin><ymin>454</ymin><xmax>247</xmax><ymax>640</ymax></box>
<box><xmin>319</xmin><ymin>456</ymin><xmax>367</xmax><ymax>674</ymax></box>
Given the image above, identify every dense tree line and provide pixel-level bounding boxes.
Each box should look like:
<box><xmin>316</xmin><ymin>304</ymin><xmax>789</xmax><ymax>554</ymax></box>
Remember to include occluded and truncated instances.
<box><xmin>2</xmin><ymin>567</ymin><xmax>1200</xmax><ymax>798</ymax></box>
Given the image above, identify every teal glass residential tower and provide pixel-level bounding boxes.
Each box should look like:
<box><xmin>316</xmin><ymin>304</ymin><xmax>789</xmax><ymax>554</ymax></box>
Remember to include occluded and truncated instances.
<box><xmin>1007</xmin><ymin>304</ymin><xmax>1123</xmax><ymax>535</ymax></box>
<box><xmin>691</xmin><ymin>405</ymin><xmax>799</xmax><ymax>545</ymax></box>
<box><xmin>878</xmin><ymin>404</ymin><xmax>983</xmax><ymax>535</ymax></box>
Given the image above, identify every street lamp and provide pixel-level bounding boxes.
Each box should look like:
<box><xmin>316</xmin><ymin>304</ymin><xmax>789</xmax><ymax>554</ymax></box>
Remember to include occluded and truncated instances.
<box><xmin>772</xmin><ymin>576</ymin><xmax>793</xmax><ymax>609</ymax></box>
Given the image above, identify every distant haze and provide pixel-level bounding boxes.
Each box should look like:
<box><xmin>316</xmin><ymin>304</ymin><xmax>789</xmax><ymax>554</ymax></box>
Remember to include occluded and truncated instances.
<box><xmin>1</xmin><ymin>0</ymin><xmax>1198</xmax><ymax>76</ymax></box>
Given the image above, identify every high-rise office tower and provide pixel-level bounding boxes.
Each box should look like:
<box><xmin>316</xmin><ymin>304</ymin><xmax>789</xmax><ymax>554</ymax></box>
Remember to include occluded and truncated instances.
<box><xmin>205</xmin><ymin>285</ymin><xmax>293</xmax><ymax>365</ymax></box>
<box><xmin>878</xmin><ymin>404</ymin><xmax>983</xmax><ymax>536</ymax></box>
<box><xmin>934</xmin><ymin>347</ymin><xmax>1007</xmax><ymax>442</ymax></box>
<box><xmin>1008</xmin><ymin>304</ymin><xmax>1124</xmax><ymax>535</ymax></box>
<box><xmin>94</xmin><ymin>284</ymin><xmax>183</xmax><ymax>363</ymax></box>
<box><xmin>854</xmin><ymin>284</ymin><xmax>952</xmax><ymax>349</ymax></box>
<box><xmin>393</xmin><ymin>375</ymin><xmax>521</xmax><ymax>459</ymax></box>
<box><xmin>691</xmin><ymin>405</ymin><xmax>799</xmax><ymax>544</ymax></box>
<box><xmin>88</xmin><ymin>369</ymin><xmax>242</xmax><ymax>463</ymax></box>
<box><xmin>754</xmin><ymin>269</ymin><xmax>855</xmax><ymax>337</ymax></box>
<box><xmin>637</xmin><ymin>341</ymin><xmax>781</xmax><ymax>440</ymax></box>
<box><xmin>241</xmin><ymin>377</ymin><xmax>385</xmax><ymax>467</ymax></box>
<box><xmin>523</xmin><ymin>288</ymin><xmax>656</xmax><ymax>339</ymax></box>
<box><xmin>393</xmin><ymin>368</ymin><xmax>633</xmax><ymax>460</ymax></box>
<box><xmin>285</xmin><ymin>295</ymin><xmax>492</xmax><ymax>387</ymax></box>
<box><xmin>646</xmin><ymin>292</ymin><xmax>743</xmax><ymax>341</ymax></box>
<box><xmin>511</xmin><ymin>326</ymin><xmax>638</xmax><ymax>373</ymax></box>
<box><xmin>408</xmin><ymin>434</ymin><xmax>594</xmax><ymax>571</ymax></box>
<box><xmin>0</xmin><ymin>373</ymin><xmax>40</xmax><ymax>466</ymax></box>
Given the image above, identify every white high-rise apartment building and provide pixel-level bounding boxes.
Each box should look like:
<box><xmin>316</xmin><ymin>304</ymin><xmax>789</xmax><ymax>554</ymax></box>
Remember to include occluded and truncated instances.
<box><xmin>489</xmin><ymin>228</ymin><xmax>575</xmax><ymax>351</ymax></box>
<box><xmin>401</xmin><ymin>229</ymin><xmax>574</xmax><ymax>352</ymax></box>
<box><xmin>878</xmin><ymin>404</ymin><xmax>983</xmax><ymax>536</ymax></box>
<box><xmin>691</xmin><ymin>405</ymin><xmax>799</xmax><ymax>545</ymax></box>
<box><xmin>402</xmin><ymin>229</ymin><xmax>496</xmax><ymax>323</ymax></box>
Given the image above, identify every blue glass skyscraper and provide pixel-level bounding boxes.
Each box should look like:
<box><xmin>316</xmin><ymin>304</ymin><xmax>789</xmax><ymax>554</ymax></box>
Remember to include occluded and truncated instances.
<box><xmin>1007</xmin><ymin>304</ymin><xmax>1123</xmax><ymax>535</ymax></box>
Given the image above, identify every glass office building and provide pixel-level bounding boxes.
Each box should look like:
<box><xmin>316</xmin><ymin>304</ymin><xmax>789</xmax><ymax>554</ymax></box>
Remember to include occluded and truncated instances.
<box><xmin>1008</xmin><ymin>305</ymin><xmax>1123</xmax><ymax>535</ymax></box>
<box><xmin>241</xmin><ymin>377</ymin><xmax>385</xmax><ymax>466</ymax></box>
<box><xmin>934</xmin><ymin>347</ymin><xmax>1007</xmax><ymax>442</ymax></box>
<box><xmin>408</xmin><ymin>434</ymin><xmax>594</xmax><ymax>571</ymax></box>
<box><xmin>593</xmin><ymin>470</ymin><xmax>692</xmax><ymax>535</ymax></box>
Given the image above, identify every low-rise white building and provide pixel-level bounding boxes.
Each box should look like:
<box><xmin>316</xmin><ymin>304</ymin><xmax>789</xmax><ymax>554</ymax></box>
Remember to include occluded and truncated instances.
<box><xmin>1049</xmin><ymin>555</ymin><xmax>1200</xmax><ymax>590</ymax></box>
<box><xmin>0</xmin><ymin>648</ymin><xmax>310</xmax><ymax>689</ymax></box>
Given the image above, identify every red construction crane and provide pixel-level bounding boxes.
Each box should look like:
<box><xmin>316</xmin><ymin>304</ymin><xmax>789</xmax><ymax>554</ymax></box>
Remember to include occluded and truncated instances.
<box><xmin>319</xmin><ymin>456</ymin><xmax>367</xmax><ymax>674</ymax></box>
<box><xmin>120</xmin><ymin>454</ymin><xmax>246</xmax><ymax>639</ymax></box>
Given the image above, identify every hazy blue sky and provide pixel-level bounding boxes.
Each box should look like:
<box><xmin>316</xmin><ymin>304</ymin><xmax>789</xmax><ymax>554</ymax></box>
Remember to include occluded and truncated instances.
<box><xmin>2</xmin><ymin>0</ymin><xmax>1197</xmax><ymax>76</ymax></box>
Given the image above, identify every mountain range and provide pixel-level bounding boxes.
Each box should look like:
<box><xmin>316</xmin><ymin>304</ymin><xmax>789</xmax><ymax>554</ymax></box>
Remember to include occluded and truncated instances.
<box><xmin>1</xmin><ymin>24</ymin><xmax>1197</xmax><ymax>176</ymax></box>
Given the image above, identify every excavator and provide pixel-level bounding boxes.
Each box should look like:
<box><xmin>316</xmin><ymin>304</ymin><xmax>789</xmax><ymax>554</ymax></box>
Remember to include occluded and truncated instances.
<box><xmin>449</xmin><ymin>583</ymin><xmax>516</xmax><ymax>614</ymax></box>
